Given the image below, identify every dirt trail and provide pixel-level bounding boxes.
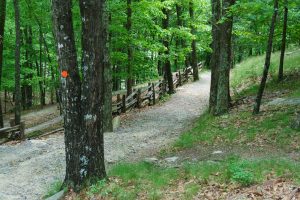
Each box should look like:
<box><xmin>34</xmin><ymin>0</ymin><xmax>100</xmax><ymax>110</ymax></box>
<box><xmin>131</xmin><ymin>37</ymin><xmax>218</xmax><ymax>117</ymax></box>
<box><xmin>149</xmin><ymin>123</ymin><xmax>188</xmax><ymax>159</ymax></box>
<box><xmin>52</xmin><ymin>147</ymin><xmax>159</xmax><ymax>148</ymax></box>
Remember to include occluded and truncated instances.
<box><xmin>0</xmin><ymin>72</ymin><xmax>210</xmax><ymax>200</ymax></box>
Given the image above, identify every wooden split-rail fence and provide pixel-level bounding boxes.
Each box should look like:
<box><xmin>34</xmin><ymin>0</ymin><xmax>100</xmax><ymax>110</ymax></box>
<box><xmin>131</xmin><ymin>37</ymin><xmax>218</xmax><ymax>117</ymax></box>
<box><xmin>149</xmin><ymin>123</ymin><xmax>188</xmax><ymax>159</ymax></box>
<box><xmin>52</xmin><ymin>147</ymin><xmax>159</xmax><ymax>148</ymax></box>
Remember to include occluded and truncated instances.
<box><xmin>112</xmin><ymin>66</ymin><xmax>198</xmax><ymax>115</ymax></box>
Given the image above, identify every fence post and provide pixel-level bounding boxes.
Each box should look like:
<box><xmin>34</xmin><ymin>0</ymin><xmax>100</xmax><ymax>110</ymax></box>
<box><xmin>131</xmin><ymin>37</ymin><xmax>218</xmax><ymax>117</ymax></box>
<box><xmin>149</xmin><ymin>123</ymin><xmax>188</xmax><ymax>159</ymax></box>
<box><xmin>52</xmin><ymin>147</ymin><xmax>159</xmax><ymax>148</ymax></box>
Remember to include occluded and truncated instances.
<box><xmin>179</xmin><ymin>71</ymin><xmax>182</xmax><ymax>86</ymax></box>
<box><xmin>19</xmin><ymin>121</ymin><xmax>25</xmax><ymax>140</ymax></box>
<box><xmin>152</xmin><ymin>83</ymin><xmax>156</xmax><ymax>105</ymax></box>
<box><xmin>162</xmin><ymin>80</ymin><xmax>167</xmax><ymax>94</ymax></box>
<box><xmin>117</xmin><ymin>94</ymin><xmax>121</xmax><ymax>103</ymax></box>
<box><xmin>148</xmin><ymin>83</ymin><xmax>151</xmax><ymax>106</ymax></box>
<box><xmin>137</xmin><ymin>89</ymin><xmax>141</xmax><ymax>108</ymax></box>
<box><xmin>185</xmin><ymin>69</ymin><xmax>188</xmax><ymax>82</ymax></box>
<box><xmin>122</xmin><ymin>95</ymin><xmax>126</xmax><ymax>113</ymax></box>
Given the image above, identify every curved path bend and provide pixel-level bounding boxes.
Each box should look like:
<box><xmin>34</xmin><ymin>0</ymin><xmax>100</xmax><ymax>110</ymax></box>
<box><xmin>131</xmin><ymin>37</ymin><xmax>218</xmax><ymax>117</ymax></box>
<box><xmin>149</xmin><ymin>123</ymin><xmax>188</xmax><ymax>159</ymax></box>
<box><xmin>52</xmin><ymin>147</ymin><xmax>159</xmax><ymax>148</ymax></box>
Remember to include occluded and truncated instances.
<box><xmin>0</xmin><ymin>72</ymin><xmax>210</xmax><ymax>200</ymax></box>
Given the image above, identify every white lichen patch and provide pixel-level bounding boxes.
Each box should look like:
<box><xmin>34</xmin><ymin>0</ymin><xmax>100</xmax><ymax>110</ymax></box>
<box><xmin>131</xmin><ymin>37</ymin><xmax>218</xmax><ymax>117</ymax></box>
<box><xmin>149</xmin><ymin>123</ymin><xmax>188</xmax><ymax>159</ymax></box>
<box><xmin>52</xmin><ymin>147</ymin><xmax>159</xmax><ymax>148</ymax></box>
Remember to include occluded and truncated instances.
<box><xmin>84</xmin><ymin>114</ymin><xmax>96</xmax><ymax>122</ymax></box>
<box><xmin>80</xmin><ymin>155</ymin><xmax>89</xmax><ymax>166</ymax></box>
<box><xmin>80</xmin><ymin>168</ymin><xmax>87</xmax><ymax>178</ymax></box>
<box><xmin>58</xmin><ymin>43</ymin><xmax>64</xmax><ymax>49</ymax></box>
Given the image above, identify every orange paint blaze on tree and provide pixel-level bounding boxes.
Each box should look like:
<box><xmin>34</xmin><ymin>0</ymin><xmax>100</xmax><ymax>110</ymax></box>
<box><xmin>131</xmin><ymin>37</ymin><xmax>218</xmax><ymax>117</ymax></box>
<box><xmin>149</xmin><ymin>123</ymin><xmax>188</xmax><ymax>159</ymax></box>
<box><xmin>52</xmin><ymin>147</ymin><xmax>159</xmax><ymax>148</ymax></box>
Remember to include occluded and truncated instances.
<box><xmin>61</xmin><ymin>70</ymin><xmax>68</xmax><ymax>78</ymax></box>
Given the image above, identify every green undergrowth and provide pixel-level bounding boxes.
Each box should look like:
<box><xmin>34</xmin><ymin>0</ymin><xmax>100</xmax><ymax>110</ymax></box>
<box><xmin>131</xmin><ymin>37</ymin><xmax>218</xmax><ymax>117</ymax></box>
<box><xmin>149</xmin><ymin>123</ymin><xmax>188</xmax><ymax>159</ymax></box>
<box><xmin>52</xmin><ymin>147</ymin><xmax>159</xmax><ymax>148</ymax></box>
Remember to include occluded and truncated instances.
<box><xmin>231</xmin><ymin>48</ymin><xmax>300</xmax><ymax>90</ymax></box>
<box><xmin>86</xmin><ymin>157</ymin><xmax>300</xmax><ymax>200</ymax></box>
<box><xmin>234</xmin><ymin>71</ymin><xmax>300</xmax><ymax>99</ymax></box>
<box><xmin>174</xmin><ymin>105</ymin><xmax>300</xmax><ymax>150</ymax></box>
<box><xmin>43</xmin><ymin>180</ymin><xmax>65</xmax><ymax>199</ymax></box>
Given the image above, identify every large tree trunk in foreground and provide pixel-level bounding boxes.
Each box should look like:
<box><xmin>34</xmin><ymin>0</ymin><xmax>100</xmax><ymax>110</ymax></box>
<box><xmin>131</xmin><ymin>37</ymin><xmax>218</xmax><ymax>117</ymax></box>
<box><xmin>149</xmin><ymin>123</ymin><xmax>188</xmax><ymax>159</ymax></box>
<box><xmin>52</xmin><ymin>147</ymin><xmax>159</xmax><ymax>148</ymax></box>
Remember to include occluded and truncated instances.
<box><xmin>0</xmin><ymin>0</ymin><xmax>6</xmax><ymax>128</ymax></box>
<box><xmin>278</xmin><ymin>0</ymin><xmax>288</xmax><ymax>82</ymax></box>
<box><xmin>189</xmin><ymin>1</ymin><xmax>199</xmax><ymax>81</ymax></box>
<box><xmin>253</xmin><ymin>0</ymin><xmax>279</xmax><ymax>114</ymax></box>
<box><xmin>14</xmin><ymin>0</ymin><xmax>21</xmax><ymax>125</ymax></box>
<box><xmin>52</xmin><ymin>0</ymin><xmax>108</xmax><ymax>191</ymax></box>
<box><xmin>209</xmin><ymin>0</ymin><xmax>234</xmax><ymax>115</ymax></box>
<box><xmin>79</xmin><ymin>0</ymin><xmax>108</xmax><ymax>184</ymax></box>
<box><xmin>215</xmin><ymin>0</ymin><xmax>234</xmax><ymax>115</ymax></box>
<box><xmin>209</xmin><ymin>0</ymin><xmax>221</xmax><ymax>113</ymax></box>
<box><xmin>162</xmin><ymin>5</ymin><xmax>174</xmax><ymax>94</ymax></box>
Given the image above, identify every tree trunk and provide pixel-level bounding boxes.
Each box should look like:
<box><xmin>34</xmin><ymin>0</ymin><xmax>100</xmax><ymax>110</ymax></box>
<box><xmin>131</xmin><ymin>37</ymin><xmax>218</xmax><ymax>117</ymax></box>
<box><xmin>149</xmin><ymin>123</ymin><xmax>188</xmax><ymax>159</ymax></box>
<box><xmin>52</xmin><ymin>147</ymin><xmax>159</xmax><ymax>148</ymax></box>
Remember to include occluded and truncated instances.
<box><xmin>162</xmin><ymin>5</ymin><xmax>174</xmax><ymax>94</ymax></box>
<box><xmin>278</xmin><ymin>0</ymin><xmax>288</xmax><ymax>82</ymax></box>
<box><xmin>126</xmin><ymin>0</ymin><xmax>133</xmax><ymax>96</ymax></box>
<box><xmin>253</xmin><ymin>0</ymin><xmax>279</xmax><ymax>114</ymax></box>
<box><xmin>189</xmin><ymin>1</ymin><xmax>199</xmax><ymax>81</ymax></box>
<box><xmin>209</xmin><ymin>0</ymin><xmax>234</xmax><ymax>115</ymax></box>
<box><xmin>209</xmin><ymin>0</ymin><xmax>221</xmax><ymax>113</ymax></box>
<box><xmin>22</xmin><ymin>26</ymin><xmax>33</xmax><ymax>109</ymax></box>
<box><xmin>14</xmin><ymin>0</ymin><xmax>21</xmax><ymax>125</ymax></box>
<box><xmin>104</xmin><ymin>64</ymin><xmax>113</xmax><ymax>132</ymax></box>
<box><xmin>175</xmin><ymin>3</ymin><xmax>182</xmax><ymax>71</ymax></box>
<box><xmin>0</xmin><ymin>0</ymin><xmax>6</xmax><ymax>128</ymax></box>
<box><xmin>39</xmin><ymin>28</ymin><xmax>46</xmax><ymax>106</ymax></box>
<box><xmin>79</xmin><ymin>0</ymin><xmax>108</xmax><ymax>185</ymax></box>
<box><xmin>215</xmin><ymin>0</ymin><xmax>234</xmax><ymax>115</ymax></box>
<box><xmin>52</xmin><ymin>0</ymin><xmax>108</xmax><ymax>190</ymax></box>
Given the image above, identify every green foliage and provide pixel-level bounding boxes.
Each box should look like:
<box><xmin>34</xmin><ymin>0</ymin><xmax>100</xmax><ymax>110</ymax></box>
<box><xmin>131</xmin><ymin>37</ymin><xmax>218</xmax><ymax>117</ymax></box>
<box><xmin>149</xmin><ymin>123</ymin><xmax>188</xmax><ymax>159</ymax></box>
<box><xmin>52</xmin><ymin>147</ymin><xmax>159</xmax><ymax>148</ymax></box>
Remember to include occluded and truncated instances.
<box><xmin>43</xmin><ymin>180</ymin><xmax>63</xmax><ymax>199</ymax></box>
<box><xmin>228</xmin><ymin>160</ymin><xmax>255</xmax><ymax>186</ymax></box>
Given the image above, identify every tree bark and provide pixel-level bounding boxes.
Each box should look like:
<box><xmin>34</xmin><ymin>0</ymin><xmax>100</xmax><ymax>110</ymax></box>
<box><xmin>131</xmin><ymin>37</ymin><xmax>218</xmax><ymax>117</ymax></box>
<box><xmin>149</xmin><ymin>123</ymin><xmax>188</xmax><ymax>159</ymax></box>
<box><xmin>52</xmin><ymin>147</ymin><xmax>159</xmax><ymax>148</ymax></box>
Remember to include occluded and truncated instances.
<box><xmin>13</xmin><ymin>0</ymin><xmax>21</xmax><ymax>125</ymax></box>
<box><xmin>162</xmin><ymin>5</ymin><xmax>174</xmax><ymax>94</ymax></box>
<box><xmin>209</xmin><ymin>0</ymin><xmax>221</xmax><ymax>113</ymax></box>
<box><xmin>209</xmin><ymin>0</ymin><xmax>234</xmax><ymax>115</ymax></box>
<box><xmin>253</xmin><ymin>0</ymin><xmax>279</xmax><ymax>114</ymax></box>
<box><xmin>278</xmin><ymin>0</ymin><xmax>288</xmax><ymax>82</ymax></box>
<box><xmin>52</xmin><ymin>0</ymin><xmax>108</xmax><ymax>190</ymax></box>
<box><xmin>175</xmin><ymin>3</ymin><xmax>182</xmax><ymax>71</ymax></box>
<box><xmin>22</xmin><ymin>26</ymin><xmax>33</xmax><ymax>109</ymax></box>
<box><xmin>215</xmin><ymin>0</ymin><xmax>234</xmax><ymax>115</ymax></box>
<box><xmin>0</xmin><ymin>0</ymin><xmax>6</xmax><ymax>128</ymax></box>
<box><xmin>126</xmin><ymin>0</ymin><xmax>133</xmax><ymax>96</ymax></box>
<box><xmin>79</xmin><ymin>0</ymin><xmax>108</xmax><ymax>184</ymax></box>
<box><xmin>189</xmin><ymin>1</ymin><xmax>199</xmax><ymax>81</ymax></box>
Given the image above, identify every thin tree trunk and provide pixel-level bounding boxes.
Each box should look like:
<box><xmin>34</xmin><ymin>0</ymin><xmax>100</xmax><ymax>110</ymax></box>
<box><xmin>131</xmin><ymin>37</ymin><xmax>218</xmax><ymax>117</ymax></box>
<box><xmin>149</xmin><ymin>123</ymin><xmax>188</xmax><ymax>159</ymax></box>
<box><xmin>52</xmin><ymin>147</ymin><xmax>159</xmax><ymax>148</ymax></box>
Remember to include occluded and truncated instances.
<box><xmin>13</xmin><ymin>0</ymin><xmax>21</xmax><ymax>125</ymax></box>
<box><xmin>162</xmin><ymin>5</ymin><xmax>174</xmax><ymax>94</ymax></box>
<box><xmin>39</xmin><ymin>28</ymin><xmax>46</xmax><ymax>106</ymax></box>
<box><xmin>175</xmin><ymin>4</ymin><xmax>182</xmax><ymax>71</ymax></box>
<box><xmin>278</xmin><ymin>0</ymin><xmax>288</xmax><ymax>82</ymax></box>
<box><xmin>253</xmin><ymin>0</ymin><xmax>279</xmax><ymax>114</ymax></box>
<box><xmin>189</xmin><ymin>1</ymin><xmax>199</xmax><ymax>81</ymax></box>
<box><xmin>126</xmin><ymin>0</ymin><xmax>133</xmax><ymax>96</ymax></box>
<box><xmin>0</xmin><ymin>0</ymin><xmax>6</xmax><ymax>128</ymax></box>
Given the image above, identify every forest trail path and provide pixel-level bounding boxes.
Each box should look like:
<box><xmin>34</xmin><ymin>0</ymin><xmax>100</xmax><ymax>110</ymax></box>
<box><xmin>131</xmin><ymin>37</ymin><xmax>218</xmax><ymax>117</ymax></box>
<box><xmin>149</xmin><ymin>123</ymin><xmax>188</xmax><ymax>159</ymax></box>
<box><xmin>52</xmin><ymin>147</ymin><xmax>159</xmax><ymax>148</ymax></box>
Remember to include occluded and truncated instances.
<box><xmin>0</xmin><ymin>72</ymin><xmax>210</xmax><ymax>200</ymax></box>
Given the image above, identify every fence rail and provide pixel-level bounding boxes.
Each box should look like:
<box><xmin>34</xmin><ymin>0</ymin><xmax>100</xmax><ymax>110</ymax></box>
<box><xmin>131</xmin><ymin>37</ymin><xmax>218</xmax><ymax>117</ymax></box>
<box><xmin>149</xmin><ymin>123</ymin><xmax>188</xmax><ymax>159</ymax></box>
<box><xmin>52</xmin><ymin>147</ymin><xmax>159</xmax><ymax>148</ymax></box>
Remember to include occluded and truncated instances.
<box><xmin>111</xmin><ymin>66</ymin><xmax>201</xmax><ymax>115</ymax></box>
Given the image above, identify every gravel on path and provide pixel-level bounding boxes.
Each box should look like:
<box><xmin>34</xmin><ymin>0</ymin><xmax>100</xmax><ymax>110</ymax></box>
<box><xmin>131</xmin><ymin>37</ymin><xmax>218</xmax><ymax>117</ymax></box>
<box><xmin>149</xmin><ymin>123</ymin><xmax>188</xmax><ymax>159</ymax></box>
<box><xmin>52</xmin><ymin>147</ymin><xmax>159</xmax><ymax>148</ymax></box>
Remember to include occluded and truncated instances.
<box><xmin>0</xmin><ymin>72</ymin><xmax>210</xmax><ymax>200</ymax></box>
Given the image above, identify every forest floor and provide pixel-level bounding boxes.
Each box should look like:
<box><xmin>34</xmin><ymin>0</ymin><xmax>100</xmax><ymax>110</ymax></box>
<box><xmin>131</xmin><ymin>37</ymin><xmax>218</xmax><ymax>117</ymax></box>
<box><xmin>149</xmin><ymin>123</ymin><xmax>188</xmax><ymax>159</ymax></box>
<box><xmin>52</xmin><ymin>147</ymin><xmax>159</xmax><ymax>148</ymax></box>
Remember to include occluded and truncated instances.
<box><xmin>0</xmin><ymin>72</ymin><xmax>211</xmax><ymax>200</ymax></box>
<box><xmin>68</xmin><ymin>50</ymin><xmax>300</xmax><ymax>200</ymax></box>
<box><xmin>70</xmin><ymin>73</ymin><xmax>300</xmax><ymax>200</ymax></box>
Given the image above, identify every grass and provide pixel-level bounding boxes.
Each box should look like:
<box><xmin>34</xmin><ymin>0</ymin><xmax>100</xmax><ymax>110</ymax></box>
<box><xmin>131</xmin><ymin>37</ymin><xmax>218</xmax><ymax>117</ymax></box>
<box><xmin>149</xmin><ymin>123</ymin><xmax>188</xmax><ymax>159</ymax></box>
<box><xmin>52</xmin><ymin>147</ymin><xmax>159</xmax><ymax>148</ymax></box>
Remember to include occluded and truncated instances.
<box><xmin>231</xmin><ymin>48</ymin><xmax>300</xmax><ymax>90</ymax></box>
<box><xmin>43</xmin><ymin>180</ymin><xmax>64</xmax><ymax>199</ymax></box>
<box><xmin>85</xmin><ymin>157</ymin><xmax>300</xmax><ymax>199</ymax></box>
<box><xmin>174</xmin><ymin>105</ymin><xmax>300</xmax><ymax>150</ymax></box>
